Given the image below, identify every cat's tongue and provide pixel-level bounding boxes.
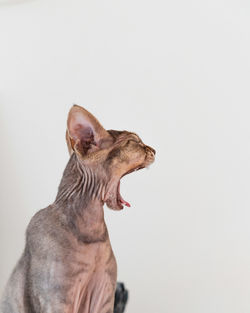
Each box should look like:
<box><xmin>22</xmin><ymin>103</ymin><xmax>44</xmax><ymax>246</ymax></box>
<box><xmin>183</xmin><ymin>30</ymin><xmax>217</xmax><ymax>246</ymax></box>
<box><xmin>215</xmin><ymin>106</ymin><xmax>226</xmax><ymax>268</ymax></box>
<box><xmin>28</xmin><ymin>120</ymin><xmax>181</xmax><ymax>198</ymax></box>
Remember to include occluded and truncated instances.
<box><xmin>118</xmin><ymin>181</ymin><xmax>131</xmax><ymax>208</ymax></box>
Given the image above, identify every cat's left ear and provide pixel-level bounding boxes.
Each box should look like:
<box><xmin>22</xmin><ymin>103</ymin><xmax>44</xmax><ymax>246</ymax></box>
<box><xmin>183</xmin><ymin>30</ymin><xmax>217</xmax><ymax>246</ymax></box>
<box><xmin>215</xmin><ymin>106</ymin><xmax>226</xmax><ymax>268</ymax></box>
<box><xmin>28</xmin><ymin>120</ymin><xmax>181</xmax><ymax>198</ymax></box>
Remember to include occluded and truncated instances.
<box><xmin>66</xmin><ymin>105</ymin><xmax>111</xmax><ymax>156</ymax></box>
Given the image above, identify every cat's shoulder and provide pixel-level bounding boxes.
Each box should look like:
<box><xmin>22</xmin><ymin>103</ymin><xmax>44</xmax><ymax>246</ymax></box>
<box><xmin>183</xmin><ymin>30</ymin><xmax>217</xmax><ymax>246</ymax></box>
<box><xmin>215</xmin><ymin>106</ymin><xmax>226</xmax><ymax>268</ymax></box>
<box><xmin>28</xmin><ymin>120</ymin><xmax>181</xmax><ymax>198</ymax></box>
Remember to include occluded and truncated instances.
<box><xmin>25</xmin><ymin>205</ymin><xmax>67</xmax><ymax>248</ymax></box>
<box><xmin>26</xmin><ymin>205</ymin><xmax>54</xmax><ymax>232</ymax></box>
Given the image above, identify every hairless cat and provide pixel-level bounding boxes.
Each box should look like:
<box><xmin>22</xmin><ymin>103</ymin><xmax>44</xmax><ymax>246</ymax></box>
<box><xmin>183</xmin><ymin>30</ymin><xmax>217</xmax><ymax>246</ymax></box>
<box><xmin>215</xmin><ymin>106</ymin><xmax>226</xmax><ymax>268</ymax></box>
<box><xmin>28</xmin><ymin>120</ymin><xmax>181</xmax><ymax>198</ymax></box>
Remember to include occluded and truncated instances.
<box><xmin>0</xmin><ymin>105</ymin><xmax>155</xmax><ymax>313</ymax></box>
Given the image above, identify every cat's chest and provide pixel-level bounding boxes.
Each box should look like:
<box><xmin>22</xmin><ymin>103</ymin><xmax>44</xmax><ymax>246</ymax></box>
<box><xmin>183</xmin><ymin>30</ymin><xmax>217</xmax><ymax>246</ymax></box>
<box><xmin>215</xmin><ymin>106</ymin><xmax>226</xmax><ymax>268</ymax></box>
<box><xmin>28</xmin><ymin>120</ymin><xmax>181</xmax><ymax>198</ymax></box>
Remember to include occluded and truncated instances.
<box><xmin>66</xmin><ymin>240</ymin><xmax>116</xmax><ymax>277</ymax></box>
<box><xmin>64</xmin><ymin>243</ymin><xmax>117</xmax><ymax>312</ymax></box>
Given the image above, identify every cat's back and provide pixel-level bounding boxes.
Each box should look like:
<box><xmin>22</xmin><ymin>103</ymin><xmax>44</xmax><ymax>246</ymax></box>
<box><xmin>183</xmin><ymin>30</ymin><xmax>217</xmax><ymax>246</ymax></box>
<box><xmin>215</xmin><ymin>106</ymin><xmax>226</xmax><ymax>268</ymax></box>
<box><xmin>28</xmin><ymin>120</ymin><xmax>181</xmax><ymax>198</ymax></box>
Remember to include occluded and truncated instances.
<box><xmin>0</xmin><ymin>252</ymin><xmax>29</xmax><ymax>313</ymax></box>
<box><xmin>0</xmin><ymin>207</ymin><xmax>55</xmax><ymax>313</ymax></box>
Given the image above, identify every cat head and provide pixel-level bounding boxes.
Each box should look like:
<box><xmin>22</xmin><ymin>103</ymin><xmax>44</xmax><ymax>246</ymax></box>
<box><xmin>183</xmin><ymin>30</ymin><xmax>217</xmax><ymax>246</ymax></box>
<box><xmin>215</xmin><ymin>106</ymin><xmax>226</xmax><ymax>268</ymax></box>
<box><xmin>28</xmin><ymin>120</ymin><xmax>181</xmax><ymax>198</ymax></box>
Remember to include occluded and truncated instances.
<box><xmin>66</xmin><ymin>105</ymin><xmax>155</xmax><ymax>210</ymax></box>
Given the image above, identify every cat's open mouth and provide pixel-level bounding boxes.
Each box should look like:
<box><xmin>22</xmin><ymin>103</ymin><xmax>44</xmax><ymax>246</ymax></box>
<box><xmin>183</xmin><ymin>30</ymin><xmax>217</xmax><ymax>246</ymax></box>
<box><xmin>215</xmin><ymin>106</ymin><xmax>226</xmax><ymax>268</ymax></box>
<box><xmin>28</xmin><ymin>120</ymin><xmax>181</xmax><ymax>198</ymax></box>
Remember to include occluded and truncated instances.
<box><xmin>117</xmin><ymin>166</ymin><xmax>145</xmax><ymax>209</ymax></box>
<box><xmin>104</xmin><ymin>147</ymin><xmax>155</xmax><ymax>211</ymax></box>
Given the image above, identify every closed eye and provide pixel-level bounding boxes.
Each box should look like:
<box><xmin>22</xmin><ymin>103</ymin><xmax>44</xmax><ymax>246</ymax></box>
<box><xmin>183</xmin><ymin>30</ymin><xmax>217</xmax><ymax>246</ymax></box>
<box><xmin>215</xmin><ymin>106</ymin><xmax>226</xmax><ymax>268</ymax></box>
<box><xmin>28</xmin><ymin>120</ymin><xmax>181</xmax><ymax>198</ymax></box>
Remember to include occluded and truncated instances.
<box><xmin>127</xmin><ymin>136</ymin><xmax>141</xmax><ymax>144</ymax></box>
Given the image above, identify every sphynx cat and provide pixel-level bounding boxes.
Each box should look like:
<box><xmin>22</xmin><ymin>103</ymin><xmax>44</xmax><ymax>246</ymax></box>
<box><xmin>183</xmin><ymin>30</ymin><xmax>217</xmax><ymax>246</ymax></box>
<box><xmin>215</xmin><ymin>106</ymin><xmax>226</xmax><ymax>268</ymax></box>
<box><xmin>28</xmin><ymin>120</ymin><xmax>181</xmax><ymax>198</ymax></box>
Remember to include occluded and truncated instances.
<box><xmin>0</xmin><ymin>105</ymin><xmax>155</xmax><ymax>313</ymax></box>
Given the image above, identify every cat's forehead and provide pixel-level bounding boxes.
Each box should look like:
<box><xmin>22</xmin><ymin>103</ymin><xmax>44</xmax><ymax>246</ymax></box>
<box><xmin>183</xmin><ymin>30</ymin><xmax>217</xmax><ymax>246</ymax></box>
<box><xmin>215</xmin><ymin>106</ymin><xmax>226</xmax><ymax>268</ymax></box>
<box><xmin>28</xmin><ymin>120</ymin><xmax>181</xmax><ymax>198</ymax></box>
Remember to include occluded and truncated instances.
<box><xmin>107</xmin><ymin>130</ymin><xmax>141</xmax><ymax>142</ymax></box>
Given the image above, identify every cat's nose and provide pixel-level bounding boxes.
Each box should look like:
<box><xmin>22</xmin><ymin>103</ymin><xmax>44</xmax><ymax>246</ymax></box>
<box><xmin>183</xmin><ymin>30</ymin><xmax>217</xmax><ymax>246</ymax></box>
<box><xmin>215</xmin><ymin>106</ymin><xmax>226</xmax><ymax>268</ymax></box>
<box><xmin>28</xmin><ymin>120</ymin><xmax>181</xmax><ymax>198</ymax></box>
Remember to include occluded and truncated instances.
<box><xmin>151</xmin><ymin>147</ymin><xmax>156</xmax><ymax>155</ymax></box>
<box><xmin>146</xmin><ymin>145</ymin><xmax>156</xmax><ymax>155</ymax></box>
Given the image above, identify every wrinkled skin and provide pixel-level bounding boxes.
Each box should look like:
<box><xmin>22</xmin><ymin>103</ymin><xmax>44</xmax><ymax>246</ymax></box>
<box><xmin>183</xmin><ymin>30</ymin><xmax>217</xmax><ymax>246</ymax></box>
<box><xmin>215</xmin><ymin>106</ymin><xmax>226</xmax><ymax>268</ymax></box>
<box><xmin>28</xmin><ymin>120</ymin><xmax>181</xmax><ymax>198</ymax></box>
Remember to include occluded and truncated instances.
<box><xmin>0</xmin><ymin>105</ymin><xmax>155</xmax><ymax>313</ymax></box>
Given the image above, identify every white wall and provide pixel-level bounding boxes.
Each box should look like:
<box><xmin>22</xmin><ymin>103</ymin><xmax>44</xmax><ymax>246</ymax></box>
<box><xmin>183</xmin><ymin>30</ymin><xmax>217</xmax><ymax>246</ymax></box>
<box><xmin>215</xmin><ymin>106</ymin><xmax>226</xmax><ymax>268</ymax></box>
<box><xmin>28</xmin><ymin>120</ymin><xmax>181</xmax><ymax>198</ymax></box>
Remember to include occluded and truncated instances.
<box><xmin>1</xmin><ymin>0</ymin><xmax>250</xmax><ymax>312</ymax></box>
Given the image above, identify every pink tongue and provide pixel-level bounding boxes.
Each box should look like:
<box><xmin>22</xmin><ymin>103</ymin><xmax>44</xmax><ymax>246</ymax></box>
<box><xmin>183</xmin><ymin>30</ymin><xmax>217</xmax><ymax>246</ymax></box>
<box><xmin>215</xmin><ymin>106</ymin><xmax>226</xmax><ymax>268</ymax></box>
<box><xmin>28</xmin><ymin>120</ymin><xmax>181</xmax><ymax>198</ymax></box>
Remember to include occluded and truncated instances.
<box><xmin>119</xmin><ymin>195</ymin><xmax>131</xmax><ymax>207</ymax></box>
<box><xmin>118</xmin><ymin>181</ymin><xmax>131</xmax><ymax>207</ymax></box>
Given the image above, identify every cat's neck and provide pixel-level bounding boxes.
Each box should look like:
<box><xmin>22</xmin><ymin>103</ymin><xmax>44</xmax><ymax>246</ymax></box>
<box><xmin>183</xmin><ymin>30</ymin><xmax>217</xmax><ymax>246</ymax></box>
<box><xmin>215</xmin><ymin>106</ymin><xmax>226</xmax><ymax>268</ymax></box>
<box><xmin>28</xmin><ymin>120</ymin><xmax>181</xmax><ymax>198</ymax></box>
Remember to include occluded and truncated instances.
<box><xmin>55</xmin><ymin>153</ymin><xmax>104</xmax><ymax>207</ymax></box>
<box><xmin>54</xmin><ymin>153</ymin><xmax>108</xmax><ymax>243</ymax></box>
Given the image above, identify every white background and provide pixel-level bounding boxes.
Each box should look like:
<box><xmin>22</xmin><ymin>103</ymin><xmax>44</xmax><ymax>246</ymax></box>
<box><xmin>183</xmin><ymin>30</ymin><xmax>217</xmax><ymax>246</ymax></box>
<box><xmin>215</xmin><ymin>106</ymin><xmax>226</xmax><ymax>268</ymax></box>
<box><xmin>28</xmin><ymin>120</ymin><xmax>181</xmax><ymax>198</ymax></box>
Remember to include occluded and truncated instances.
<box><xmin>1</xmin><ymin>0</ymin><xmax>250</xmax><ymax>312</ymax></box>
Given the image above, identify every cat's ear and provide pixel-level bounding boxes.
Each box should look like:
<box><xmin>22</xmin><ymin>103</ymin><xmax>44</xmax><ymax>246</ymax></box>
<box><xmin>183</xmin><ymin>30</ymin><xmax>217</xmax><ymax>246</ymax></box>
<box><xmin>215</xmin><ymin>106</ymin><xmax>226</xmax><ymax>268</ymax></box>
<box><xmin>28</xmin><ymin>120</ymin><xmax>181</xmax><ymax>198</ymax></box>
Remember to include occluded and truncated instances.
<box><xmin>66</xmin><ymin>105</ymin><xmax>110</xmax><ymax>155</ymax></box>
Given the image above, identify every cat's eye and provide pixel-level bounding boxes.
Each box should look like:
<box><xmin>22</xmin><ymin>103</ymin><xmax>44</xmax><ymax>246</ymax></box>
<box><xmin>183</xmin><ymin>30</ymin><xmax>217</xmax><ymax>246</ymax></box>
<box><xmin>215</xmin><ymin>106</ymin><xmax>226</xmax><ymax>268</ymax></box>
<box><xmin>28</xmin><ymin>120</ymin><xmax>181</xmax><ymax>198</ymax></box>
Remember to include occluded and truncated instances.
<box><xmin>128</xmin><ymin>134</ymin><xmax>141</xmax><ymax>143</ymax></box>
<box><xmin>127</xmin><ymin>139</ymin><xmax>140</xmax><ymax>145</ymax></box>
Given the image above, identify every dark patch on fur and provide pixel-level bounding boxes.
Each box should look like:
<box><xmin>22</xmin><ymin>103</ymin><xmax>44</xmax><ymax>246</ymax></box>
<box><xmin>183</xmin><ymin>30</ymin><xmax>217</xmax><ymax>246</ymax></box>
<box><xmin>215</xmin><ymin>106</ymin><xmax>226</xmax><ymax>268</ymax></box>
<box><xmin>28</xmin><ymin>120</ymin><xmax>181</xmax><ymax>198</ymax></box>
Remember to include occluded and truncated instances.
<box><xmin>105</xmin><ymin>148</ymin><xmax>122</xmax><ymax>165</ymax></box>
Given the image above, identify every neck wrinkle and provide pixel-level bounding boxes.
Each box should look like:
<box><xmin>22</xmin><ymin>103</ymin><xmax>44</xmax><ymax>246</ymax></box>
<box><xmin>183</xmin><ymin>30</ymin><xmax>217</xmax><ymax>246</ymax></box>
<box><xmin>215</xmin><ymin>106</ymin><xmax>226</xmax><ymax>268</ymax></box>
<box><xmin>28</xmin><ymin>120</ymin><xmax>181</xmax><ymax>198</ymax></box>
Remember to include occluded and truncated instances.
<box><xmin>54</xmin><ymin>153</ymin><xmax>108</xmax><ymax>244</ymax></box>
<box><xmin>55</xmin><ymin>153</ymin><xmax>104</xmax><ymax>212</ymax></box>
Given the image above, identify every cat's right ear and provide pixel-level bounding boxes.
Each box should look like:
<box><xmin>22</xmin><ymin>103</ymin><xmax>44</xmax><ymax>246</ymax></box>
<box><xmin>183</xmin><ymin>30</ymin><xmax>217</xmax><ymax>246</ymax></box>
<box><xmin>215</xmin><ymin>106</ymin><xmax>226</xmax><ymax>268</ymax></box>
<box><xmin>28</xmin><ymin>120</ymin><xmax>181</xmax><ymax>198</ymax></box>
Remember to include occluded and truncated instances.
<box><xmin>66</xmin><ymin>105</ymin><xmax>110</xmax><ymax>156</ymax></box>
